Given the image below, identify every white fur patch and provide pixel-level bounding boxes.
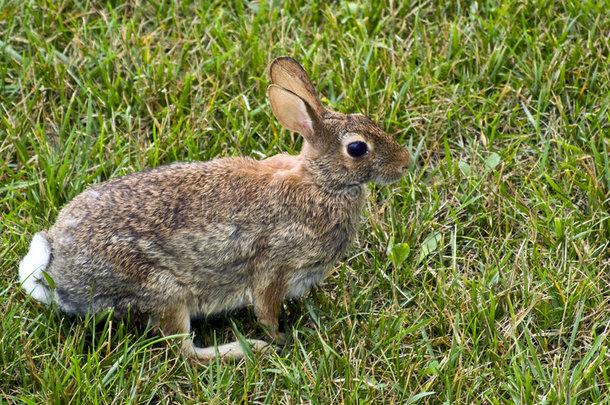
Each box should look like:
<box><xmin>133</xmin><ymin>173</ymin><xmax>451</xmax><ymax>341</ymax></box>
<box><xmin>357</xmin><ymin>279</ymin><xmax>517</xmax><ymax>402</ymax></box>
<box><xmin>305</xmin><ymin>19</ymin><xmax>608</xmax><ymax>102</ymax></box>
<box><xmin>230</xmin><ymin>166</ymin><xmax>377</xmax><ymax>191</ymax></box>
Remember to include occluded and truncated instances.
<box><xmin>19</xmin><ymin>233</ymin><xmax>53</xmax><ymax>304</ymax></box>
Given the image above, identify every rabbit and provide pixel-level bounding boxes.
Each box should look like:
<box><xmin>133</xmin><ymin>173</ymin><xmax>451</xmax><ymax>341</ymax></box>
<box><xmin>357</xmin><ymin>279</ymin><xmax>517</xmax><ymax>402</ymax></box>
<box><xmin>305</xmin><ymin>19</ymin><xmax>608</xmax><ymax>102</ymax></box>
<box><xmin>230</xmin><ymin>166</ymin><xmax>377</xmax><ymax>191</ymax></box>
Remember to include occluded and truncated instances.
<box><xmin>19</xmin><ymin>56</ymin><xmax>410</xmax><ymax>363</ymax></box>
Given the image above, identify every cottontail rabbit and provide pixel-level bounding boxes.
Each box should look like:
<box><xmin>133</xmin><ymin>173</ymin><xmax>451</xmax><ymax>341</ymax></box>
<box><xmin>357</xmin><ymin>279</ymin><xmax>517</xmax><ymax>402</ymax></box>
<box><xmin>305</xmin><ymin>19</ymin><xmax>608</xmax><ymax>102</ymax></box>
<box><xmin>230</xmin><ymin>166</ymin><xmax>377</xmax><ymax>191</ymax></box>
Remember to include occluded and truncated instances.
<box><xmin>19</xmin><ymin>56</ymin><xmax>410</xmax><ymax>363</ymax></box>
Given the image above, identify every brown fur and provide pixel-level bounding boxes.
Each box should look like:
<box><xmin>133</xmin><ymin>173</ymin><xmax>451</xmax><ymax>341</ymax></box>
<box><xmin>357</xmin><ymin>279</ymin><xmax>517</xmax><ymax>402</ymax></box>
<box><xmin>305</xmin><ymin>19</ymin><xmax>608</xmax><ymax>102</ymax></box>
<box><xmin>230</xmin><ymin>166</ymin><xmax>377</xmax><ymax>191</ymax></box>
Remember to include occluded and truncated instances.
<box><xmin>21</xmin><ymin>57</ymin><xmax>410</xmax><ymax>363</ymax></box>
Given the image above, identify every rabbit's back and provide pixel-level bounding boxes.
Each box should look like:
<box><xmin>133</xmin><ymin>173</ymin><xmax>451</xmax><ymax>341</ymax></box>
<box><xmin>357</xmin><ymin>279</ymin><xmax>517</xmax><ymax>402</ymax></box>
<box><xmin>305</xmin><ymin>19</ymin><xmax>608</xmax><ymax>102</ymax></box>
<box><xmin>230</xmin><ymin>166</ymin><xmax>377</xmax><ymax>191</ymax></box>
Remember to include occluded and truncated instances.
<box><xmin>46</xmin><ymin>158</ymin><xmax>365</xmax><ymax>318</ymax></box>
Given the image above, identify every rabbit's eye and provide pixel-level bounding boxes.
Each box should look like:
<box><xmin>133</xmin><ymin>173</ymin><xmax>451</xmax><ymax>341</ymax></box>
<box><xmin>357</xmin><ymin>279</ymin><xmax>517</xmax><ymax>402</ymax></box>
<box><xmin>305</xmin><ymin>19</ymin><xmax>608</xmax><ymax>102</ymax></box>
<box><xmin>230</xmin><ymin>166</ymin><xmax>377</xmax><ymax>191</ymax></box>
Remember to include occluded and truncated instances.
<box><xmin>347</xmin><ymin>141</ymin><xmax>368</xmax><ymax>158</ymax></box>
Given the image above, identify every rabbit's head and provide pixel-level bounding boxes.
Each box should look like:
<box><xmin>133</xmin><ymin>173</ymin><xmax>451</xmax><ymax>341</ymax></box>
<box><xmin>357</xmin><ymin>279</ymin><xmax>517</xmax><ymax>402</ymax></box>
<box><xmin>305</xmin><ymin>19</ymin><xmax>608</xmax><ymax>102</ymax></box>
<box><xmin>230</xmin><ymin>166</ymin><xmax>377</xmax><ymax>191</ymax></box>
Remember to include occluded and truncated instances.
<box><xmin>268</xmin><ymin>57</ymin><xmax>410</xmax><ymax>192</ymax></box>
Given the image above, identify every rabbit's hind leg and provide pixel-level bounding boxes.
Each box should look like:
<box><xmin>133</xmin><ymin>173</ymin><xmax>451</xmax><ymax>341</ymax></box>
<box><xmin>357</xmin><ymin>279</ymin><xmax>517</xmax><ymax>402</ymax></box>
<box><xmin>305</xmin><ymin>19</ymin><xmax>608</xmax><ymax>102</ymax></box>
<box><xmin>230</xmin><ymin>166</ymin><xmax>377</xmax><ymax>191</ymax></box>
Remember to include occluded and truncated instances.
<box><xmin>159</xmin><ymin>304</ymin><xmax>269</xmax><ymax>364</ymax></box>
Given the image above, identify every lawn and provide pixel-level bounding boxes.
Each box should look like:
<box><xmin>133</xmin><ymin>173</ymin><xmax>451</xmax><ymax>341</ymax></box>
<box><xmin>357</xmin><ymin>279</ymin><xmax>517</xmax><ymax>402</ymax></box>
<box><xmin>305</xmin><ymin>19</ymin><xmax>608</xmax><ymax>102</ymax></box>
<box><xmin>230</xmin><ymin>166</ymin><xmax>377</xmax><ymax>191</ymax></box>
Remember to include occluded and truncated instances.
<box><xmin>1</xmin><ymin>0</ymin><xmax>609</xmax><ymax>403</ymax></box>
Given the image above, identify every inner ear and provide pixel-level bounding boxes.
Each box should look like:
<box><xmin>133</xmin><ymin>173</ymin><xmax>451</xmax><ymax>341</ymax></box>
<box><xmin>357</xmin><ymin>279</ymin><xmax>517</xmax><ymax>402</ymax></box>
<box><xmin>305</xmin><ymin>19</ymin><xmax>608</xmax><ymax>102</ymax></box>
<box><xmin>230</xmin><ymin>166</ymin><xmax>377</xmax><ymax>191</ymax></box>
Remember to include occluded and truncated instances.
<box><xmin>269</xmin><ymin>57</ymin><xmax>325</xmax><ymax>115</ymax></box>
<box><xmin>268</xmin><ymin>84</ymin><xmax>320</xmax><ymax>144</ymax></box>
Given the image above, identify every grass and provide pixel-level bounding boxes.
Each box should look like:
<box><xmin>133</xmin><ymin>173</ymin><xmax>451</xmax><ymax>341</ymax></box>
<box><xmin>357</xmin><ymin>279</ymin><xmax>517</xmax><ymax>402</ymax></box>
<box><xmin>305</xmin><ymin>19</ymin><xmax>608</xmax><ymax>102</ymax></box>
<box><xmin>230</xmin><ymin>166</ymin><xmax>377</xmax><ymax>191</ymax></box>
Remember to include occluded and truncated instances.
<box><xmin>1</xmin><ymin>0</ymin><xmax>609</xmax><ymax>403</ymax></box>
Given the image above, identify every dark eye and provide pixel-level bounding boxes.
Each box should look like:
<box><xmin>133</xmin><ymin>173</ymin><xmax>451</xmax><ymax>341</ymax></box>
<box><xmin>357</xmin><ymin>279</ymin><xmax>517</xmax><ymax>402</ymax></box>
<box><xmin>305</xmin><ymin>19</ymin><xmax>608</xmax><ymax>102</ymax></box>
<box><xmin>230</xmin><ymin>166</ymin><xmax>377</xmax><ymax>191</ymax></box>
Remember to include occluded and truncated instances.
<box><xmin>347</xmin><ymin>141</ymin><xmax>368</xmax><ymax>158</ymax></box>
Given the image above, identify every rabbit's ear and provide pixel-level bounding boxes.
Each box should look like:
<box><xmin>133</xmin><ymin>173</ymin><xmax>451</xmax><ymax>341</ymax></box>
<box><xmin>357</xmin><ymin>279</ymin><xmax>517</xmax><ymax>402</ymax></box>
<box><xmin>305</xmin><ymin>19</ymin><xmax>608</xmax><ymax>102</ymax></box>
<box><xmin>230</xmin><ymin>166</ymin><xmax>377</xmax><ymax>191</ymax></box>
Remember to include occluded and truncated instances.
<box><xmin>268</xmin><ymin>84</ymin><xmax>322</xmax><ymax>145</ymax></box>
<box><xmin>269</xmin><ymin>57</ymin><xmax>324</xmax><ymax>115</ymax></box>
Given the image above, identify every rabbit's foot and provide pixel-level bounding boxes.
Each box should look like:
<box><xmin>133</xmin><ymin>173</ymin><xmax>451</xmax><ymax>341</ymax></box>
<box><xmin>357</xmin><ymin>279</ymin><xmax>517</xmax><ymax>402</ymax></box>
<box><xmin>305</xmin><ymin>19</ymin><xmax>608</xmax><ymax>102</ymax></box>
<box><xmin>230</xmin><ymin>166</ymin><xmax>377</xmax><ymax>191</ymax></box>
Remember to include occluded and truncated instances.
<box><xmin>185</xmin><ymin>339</ymin><xmax>271</xmax><ymax>364</ymax></box>
<box><xmin>266</xmin><ymin>327</ymin><xmax>286</xmax><ymax>345</ymax></box>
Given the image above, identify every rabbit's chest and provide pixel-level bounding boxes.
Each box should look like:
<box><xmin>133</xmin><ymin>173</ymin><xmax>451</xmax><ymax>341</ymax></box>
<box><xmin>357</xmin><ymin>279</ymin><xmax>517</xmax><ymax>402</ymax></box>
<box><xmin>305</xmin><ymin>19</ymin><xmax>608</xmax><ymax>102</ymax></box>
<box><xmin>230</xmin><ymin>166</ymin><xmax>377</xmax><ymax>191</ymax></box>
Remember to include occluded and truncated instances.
<box><xmin>279</xmin><ymin>220</ymin><xmax>358</xmax><ymax>298</ymax></box>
